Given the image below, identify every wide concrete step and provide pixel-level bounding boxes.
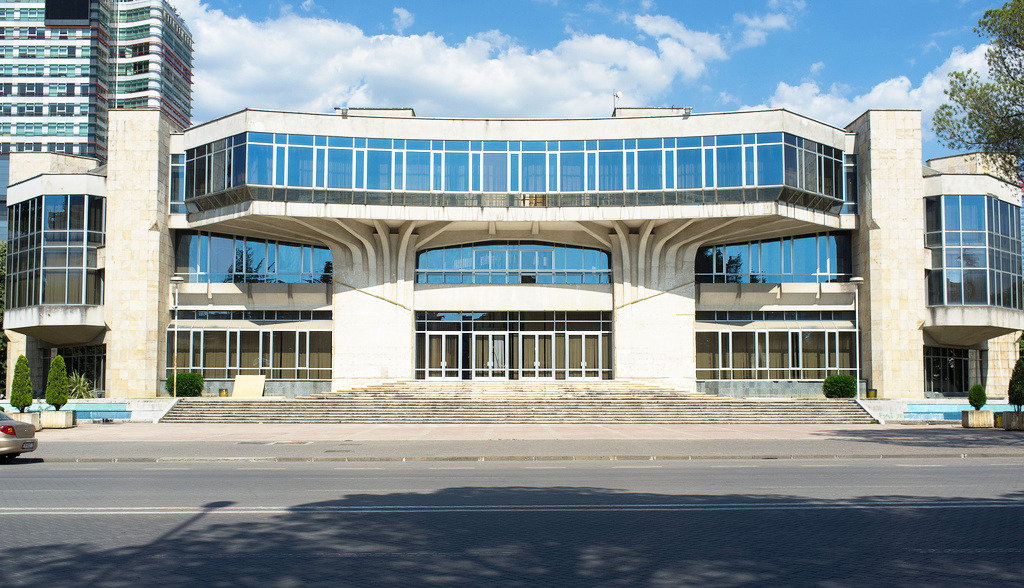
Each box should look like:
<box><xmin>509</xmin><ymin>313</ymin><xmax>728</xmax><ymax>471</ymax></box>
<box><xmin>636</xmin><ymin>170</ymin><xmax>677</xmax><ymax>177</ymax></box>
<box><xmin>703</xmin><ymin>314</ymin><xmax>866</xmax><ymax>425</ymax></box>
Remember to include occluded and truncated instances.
<box><xmin>160</xmin><ymin>397</ymin><xmax>873</xmax><ymax>424</ymax></box>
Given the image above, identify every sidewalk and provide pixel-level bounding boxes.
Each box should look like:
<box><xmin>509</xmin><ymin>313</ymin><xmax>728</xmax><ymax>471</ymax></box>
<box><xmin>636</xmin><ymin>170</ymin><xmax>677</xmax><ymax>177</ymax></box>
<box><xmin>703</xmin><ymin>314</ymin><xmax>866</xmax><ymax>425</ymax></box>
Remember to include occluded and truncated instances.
<box><xmin>24</xmin><ymin>422</ymin><xmax>1024</xmax><ymax>462</ymax></box>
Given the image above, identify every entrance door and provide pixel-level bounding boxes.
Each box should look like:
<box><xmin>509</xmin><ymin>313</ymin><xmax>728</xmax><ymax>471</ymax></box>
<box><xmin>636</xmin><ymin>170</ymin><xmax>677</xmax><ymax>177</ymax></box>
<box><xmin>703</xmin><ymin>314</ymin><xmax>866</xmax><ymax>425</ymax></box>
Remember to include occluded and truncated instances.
<box><xmin>520</xmin><ymin>334</ymin><xmax>554</xmax><ymax>379</ymax></box>
<box><xmin>567</xmin><ymin>333</ymin><xmax>602</xmax><ymax>379</ymax></box>
<box><xmin>474</xmin><ymin>333</ymin><xmax>508</xmax><ymax>379</ymax></box>
<box><xmin>427</xmin><ymin>333</ymin><xmax>460</xmax><ymax>379</ymax></box>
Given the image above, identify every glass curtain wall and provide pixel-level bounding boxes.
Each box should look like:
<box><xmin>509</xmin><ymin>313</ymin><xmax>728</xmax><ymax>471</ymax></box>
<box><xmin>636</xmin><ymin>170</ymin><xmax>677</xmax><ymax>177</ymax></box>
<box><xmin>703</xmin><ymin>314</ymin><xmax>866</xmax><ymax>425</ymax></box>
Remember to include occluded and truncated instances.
<box><xmin>416</xmin><ymin>241</ymin><xmax>611</xmax><ymax>284</ymax></box>
<box><xmin>923</xmin><ymin>346</ymin><xmax>985</xmax><ymax>397</ymax></box>
<box><xmin>165</xmin><ymin>329</ymin><xmax>332</xmax><ymax>380</ymax></box>
<box><xmin>173</xmin><ymin>230</ymin><xmax>332</xmax><ymax>284</ymax></box>
<box><xmin>415</xmin><ymin>311</ymin><xmax>612</xmax><ymax>381</ymax></box>
<box><xmin>695</xmin><ymin>232</ymin><xmax>853</xmax><ymax>284</ymax></box>
<box><xmin>696</xmin><ymin>329</ymin><xmax>856</xmax><ymax>380</ymax></box>
<box><xmin>6</xmin><ymin>194</ymin><xmax>104</xmax><ymax>308</ymax></box>
<box><xmin>184</xmin><ymin>131</ymin><xmax>845</xmax><ymax>200</ymax></box>
<box><xmin>924</xmin><ymin>194</ymin><xmax>1022</xmax><ymax>309</ymax></box>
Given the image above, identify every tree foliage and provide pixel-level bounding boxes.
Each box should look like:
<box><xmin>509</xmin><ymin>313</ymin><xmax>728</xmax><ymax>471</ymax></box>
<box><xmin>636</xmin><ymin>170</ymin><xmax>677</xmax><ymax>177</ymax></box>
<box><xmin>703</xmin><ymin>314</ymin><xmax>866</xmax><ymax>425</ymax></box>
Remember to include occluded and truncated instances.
<box><xmin>46</xmin><ymin>355</ymin><xmax>69</xmax><ymax>411</ymax></box>
<box><xmin>10</xmin><ymin>355</ymin><xmax>33</xmax><ymax>413</ymax></box>
<box><xmin>165</xmin><ymin>372</ymin><xmax>205</xmax><ymax>397</ymax></box>
<box><xmin>1009</xmin><ymin>356</ymin><xmax>1024</xmax><ymax>412</ymax></box>
<box><xmin>968</xmin><ymin>384</ymin><xmax>987</xmax><ymax>410</ymax></box>
<box><xmin>68</xmin><ymin>372</ymin><xmax>98</xmax><ymax>399</ymax></box>
<box><xmin>933</xmin><ymin>0</ymin><xmax>1024</xmax><ymax>183</ymax></box>
<box><xmin>822</xmin><ymin>374</ymin><xmax>857</xmax><ymax>398</ymax></box>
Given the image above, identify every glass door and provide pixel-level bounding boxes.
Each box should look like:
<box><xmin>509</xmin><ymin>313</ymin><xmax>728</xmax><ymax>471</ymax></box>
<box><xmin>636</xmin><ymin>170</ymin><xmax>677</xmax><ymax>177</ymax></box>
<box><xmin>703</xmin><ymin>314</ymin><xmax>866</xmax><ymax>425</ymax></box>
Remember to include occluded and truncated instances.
<box><xmin>520</xmin><ymin>334</ymin><xmax>554</xmax><ymax>379</ymax></box>
<box><xmin>566</xmin><ymin>333</ymin><xmax>601</xmax><ymax>379</ymax></box>
<box><xmin>474</xmin><ymin>333</ymin><xmax>508</xmax><ymax>379</ymax></box>
<box><xmin>427</xmin><ymin>333</ymin><xmax>460</xmax><ymax>379</ymax></box>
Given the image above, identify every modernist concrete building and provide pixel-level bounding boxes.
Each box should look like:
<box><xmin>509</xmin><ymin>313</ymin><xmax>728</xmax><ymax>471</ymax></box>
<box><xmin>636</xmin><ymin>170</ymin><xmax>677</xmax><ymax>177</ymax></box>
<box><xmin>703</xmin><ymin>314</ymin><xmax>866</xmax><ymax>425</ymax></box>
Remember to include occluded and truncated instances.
<box><xmin>3</xmin><ymin>106</ymin><xmax>1022</xmax><ymax>400</ymax></box>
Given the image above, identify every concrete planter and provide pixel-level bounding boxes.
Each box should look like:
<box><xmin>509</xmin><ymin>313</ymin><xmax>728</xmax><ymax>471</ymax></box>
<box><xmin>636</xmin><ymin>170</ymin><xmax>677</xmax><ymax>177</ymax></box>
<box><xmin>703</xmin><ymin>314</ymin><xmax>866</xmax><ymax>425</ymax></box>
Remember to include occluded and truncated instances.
<box><xmin>1003</xmin><ymin>411</ymin><xmax>1024</xmax><ymax>431</ymax></box>
<box><xmin>40</xmin><ymin>410</ymin><xmax>75</xmax><ymax>429</ymax></box>
<box><xmin>961</xmin><ymin>410</ymin><xmax>994</xmax><ymax>428</ymax></box>
<box><xmin>6</xmin><ymin>411</ymin><xmax>41</xmax><ymax>431</ymax></box>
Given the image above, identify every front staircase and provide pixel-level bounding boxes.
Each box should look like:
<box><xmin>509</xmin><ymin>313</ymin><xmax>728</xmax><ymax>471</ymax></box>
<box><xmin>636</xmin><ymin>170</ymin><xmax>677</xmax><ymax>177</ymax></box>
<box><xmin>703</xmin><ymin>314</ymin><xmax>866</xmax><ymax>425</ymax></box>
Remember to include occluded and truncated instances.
<box><xmin>159</xmin><ymin>380</ymin><xmax>874</xmax><ymax>424</ymax></box>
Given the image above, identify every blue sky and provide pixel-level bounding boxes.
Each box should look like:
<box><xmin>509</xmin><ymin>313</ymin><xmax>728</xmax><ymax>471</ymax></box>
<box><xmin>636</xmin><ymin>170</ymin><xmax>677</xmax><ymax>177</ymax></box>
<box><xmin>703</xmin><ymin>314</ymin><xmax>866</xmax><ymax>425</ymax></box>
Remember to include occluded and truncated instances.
<box><xmin>174</xmin><ymin>0</ymin><xmax>999</xmax><ymax>161</ymax></box>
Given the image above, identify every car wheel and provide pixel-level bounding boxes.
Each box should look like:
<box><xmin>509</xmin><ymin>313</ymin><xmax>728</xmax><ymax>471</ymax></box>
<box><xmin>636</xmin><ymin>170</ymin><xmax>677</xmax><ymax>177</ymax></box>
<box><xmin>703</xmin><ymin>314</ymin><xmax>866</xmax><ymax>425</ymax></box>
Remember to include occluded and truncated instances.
<box><xmin>0</xmin><ymin>454</ymin><xmax>17</xmax><ymax>464</ymax></box>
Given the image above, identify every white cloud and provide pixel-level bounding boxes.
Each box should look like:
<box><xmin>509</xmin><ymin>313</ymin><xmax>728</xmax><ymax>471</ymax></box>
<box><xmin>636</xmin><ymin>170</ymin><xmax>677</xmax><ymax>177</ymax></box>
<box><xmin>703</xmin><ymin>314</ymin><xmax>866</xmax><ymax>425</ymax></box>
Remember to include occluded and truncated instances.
<box><xmin>734</xmin><ymin>12</ymin><xmax>790</xmax><ymax>49</ymax></box>
<box><xmin>300</xmin><ymin>0</ymin><xmax>315</xmax><ymax>12</ymax></box>
<box><xmin>392</xmin><ymin>7</ymin><xmax>413</xmax><ymax>34</ymax></box>
<box><xmin>809</xmin><ymin>61</ymin><xmax>824</xmax><ymax>75</ymax></box>
<box><xmin>743</xmin><ymin>45</ymin><xmax>989</xmax><ymax>134</ymax></box>
<box><xmin>171</xmin><ymin>2</ymin><xmax>734</xmax><ymax>123</ymax></box>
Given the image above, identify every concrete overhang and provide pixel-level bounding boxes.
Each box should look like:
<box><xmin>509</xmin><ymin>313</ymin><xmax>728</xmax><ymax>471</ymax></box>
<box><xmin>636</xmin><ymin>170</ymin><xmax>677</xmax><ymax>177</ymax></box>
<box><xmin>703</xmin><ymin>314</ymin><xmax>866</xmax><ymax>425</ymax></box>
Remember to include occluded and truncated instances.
<box><xmin>175</xmin><ymin>282</ymin><xmax>332</xmax><ymax>309</ymax></box>
<box><xmin>182</xmin><ymin>200</ymin><xmax>852</xmax><ymax>250</ymax></box>
<box><xmin>414</xmin><ymin>283</ymin><xmax>613</xmax><ymax>311</ymax></box>
<box><xmin>6</xmin><ymin>173</ymin><xmax>107</xmax><ymax>206</ymax></box>
<box><xmin>4</xmin><ymin>305</ymin><xmax>105</xmax><ymax>345</ymax></box>
<box><xmin>697</xmin><ymin>282</ymin><xmax>857</xmax><ymax>310</ymax></box>
<box><xmin>923</xmin><ymin>173</ymin><xmax>1020</xmax><ymax>206</ymax></box>
<box><xmin>923</xmin><ymin>306</ymin><xmax>1024</xmax><ymax>347</ymax></box>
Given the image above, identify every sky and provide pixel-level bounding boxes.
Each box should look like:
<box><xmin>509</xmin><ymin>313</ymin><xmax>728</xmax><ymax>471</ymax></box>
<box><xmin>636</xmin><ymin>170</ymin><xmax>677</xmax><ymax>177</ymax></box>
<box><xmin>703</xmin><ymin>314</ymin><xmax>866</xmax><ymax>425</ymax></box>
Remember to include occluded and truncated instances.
<box><xmin>172</xmin><ymin>0</ymin><xmax>1001</xmax><ymax>162</ymax></box>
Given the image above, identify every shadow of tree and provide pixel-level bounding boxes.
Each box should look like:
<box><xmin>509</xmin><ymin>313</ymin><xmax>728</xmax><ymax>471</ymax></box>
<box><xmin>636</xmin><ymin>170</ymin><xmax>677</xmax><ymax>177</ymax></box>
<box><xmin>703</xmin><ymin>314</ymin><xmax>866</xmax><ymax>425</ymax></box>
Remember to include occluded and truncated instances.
<box><xmin>4</xmin><ymin>486</ymin><xmax>1024</xmax><ymax>587</ymax></box>
<box><xmin>815</xmin><ymin>425</ymin><xmax>1024</xmax><ymax>449</ymax></box>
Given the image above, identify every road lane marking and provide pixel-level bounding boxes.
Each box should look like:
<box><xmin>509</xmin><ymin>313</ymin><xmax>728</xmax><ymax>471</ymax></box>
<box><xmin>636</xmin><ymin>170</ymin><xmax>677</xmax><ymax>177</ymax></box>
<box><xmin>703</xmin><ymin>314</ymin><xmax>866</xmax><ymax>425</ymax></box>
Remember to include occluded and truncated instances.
<box><xmin>612</xmin><ymin>466</ymin><xmax>662</xmax><ymax>469</ymax></box>
<box><xmin>333</xmin><ymin>467</ymin><xmax>385</xmax><ymax>470</ymax></box>
<box><xmin>429</xmin><ymin>467</ymin><xmax>475</xmax><ymax>470</ymax></box>
<box><xmin>521</xmin><ymin>466</ymin><xmax>566</xmax><ymax>469</ymax></box>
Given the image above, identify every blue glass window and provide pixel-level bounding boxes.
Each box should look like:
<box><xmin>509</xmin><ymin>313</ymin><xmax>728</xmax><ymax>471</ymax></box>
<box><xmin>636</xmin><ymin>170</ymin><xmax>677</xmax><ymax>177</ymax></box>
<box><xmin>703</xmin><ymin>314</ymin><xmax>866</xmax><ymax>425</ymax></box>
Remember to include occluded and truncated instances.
<box><xmin>757</xmin><ymin>144</ymin><xmax>783</xmax><ymax>185</ymax></box>
<box><xmin>716</xmin><ymin>146</ymin><xmax>742</xmax><ymax>188</ymax></box>
<box><xmin>599</xmin><ymin>151</ymin><xmax>623</xmax><ymax>191</ymax></box>
<box><xmin>677</xmin><ymin>149</ymin><xmax>702</xmax><ymax>189</ymax></box>
<box><xmin>416</xmin><ymin>241</ymin><xmax>610</xmax><ymax>284</ymax></box>
<box><xmin>288</xmin><ymin>146</ymin><xmax>311</xmax><ymax>186</ymax></box>
<box><xmin>704</xmin><ymin>149</ymin><xmax>715</xmax><ymax>188</ymax></box>
<box><xmin>522</xmin><ymin>153</ymin><xmax>546</xmax><ymax>192</ymax></box>
<box><xmin>560</xmin><ymin>152</ymin><xmax>584</xmax><ymax>192</ymax></box>
<box><xmin>394</xmin><ymin>151</ymin><xmax>404</xmax><ymax>190</ymax></box>
<box><xmin>247</xmin><ymin>144</ymin><xmax>273</xmax><ymax>185</ymax></box>
<box><xmin>445</xmin><ymin>152</ymin><xmax>469</xmax><ymax>191</ymax></box>
<box><xmin>637</xmin><ymin>150</ymin><xmax>662</xmax><ymax>190</ymax></box>
<box><xmin>432</xmin><ymin>153</ymin><xmax>442</xmax><ymax>190</ymax></box>
<box><xmin>510</xmin><ymin>154</ymin><xmax>520</xmax><ymax>191</ymax></box>
<box><xmin>366</xmin><ymin>150</ymin><xmax>391</xmax><ymax>190</ymax></box>
<box><xmin>326</xmin><ymin>149</ymin><xmax>352</xmax><ymax>189</ymax></box>
<box><xmin>406</xmin><ymin>152</ymin><xmax>430</xmax><ymax>191</ymax></box>
<box><xmin>480</xmin><ymin>154</ymin><xmax>506</xmax><ymax>192</ymax></box>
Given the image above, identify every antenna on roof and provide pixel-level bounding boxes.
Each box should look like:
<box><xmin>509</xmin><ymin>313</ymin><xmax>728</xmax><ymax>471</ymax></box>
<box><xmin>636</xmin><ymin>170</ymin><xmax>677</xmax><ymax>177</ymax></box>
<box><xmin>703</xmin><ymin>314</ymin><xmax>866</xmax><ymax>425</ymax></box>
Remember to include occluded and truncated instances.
<box><xmin>613</xmin><ymin>90</ymin><xmax>623</xmax><ymax>112</ymax></box>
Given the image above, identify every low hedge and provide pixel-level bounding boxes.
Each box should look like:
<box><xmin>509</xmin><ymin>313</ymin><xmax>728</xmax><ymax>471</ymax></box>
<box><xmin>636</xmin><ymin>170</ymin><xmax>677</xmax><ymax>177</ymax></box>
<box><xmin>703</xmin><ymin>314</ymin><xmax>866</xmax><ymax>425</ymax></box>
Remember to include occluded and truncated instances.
<box><xmin>165</xmin><ymin>372</ymin><xmax>205</xmax><ymax>397</ymax></box>
<box><xmin>822</xmin><ymin>374</ymin><xmax>857</xmax><ymax>398</ymax></box>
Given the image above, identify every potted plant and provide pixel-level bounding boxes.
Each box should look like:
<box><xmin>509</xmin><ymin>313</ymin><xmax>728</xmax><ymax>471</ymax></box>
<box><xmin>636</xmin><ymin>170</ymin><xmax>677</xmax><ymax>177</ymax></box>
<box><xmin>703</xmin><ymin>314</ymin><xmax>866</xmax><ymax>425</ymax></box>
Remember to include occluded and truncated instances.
<box><xmin>1005</xmin><ymin>356</ymin><xmax>1024</xmax><ymax>431</ymax></box>
<box><xmin>962</xmin><ymin>384</ymin><xmax>993</xmax><ymax>428</ymax></box>
<box><xmin>41</xmin><ymin>355</ymin><xmax>75</xmax><ymax>429</ymax></box>
<box><xmin>8</xmin><ymin>355</ymin><xmax>40</xmax><ymax>431</ymax></box>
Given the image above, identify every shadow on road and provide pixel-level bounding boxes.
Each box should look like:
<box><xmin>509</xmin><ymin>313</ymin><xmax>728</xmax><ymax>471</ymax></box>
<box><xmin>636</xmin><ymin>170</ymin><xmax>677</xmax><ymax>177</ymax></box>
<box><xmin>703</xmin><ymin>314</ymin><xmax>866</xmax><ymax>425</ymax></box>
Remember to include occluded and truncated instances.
<box><xmin>5</xmin><ymin>486</ymin><xmax>1024</xmax><ymax>587</ymax></box>
<box><xmin>815</xmin><ymin>425</ymin><xmax>1024</xmax><ymax>449</ymax></box>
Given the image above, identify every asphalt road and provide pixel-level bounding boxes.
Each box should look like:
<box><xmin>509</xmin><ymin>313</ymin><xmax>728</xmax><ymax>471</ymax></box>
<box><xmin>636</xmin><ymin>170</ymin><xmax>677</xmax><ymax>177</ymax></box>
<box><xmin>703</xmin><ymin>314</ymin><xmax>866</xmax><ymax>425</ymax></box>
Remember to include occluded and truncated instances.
<box><xmin>2</xmin><ymin>458</ymin><xmax>1023</xmax><ymax>587</ymax></box>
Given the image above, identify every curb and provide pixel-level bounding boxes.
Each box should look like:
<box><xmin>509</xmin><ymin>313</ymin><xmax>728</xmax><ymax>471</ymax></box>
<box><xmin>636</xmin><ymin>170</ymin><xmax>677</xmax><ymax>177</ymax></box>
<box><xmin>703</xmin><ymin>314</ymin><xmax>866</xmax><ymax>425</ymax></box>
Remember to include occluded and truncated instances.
<box><xmin>21</xmin><ymin>452</ymin><xmax>1022</xmax><ymax>463</ymax></box>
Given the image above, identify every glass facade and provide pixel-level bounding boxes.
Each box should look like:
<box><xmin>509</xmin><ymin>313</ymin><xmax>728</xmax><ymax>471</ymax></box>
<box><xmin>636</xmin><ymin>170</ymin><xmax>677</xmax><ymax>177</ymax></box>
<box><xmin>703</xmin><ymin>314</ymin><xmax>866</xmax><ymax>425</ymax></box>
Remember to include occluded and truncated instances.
<box><xmin>183</xmin><ymin>132</ymin><xmax>846</xmax><ymax>205</ymax></box>
<box><xmin>925</xmin><ymin>195</ymin><xmax>1022</xmax><ymax>309</ymax></box>
<box><xmin>696</xmin><ymin>329</ymin><xmax>857</xmax><ymax>381</ymax></box>
<box><xmin>923</xmin><ymin>346</ymin><xmax>984</xmax><ymax>398</ymax></box>
<box><xmin>166</xmin><ymin>329</ymin><xmax>332</xmax><ymax>380</ymax></box>
<box><xmin>416</xmin><ymin>241</ymin><xmax>611</xmax><ymax>284</ymax></box>
<box><xmin>169</xmin><ymin>153</ymin><xmax>185</xmax><ymax>214</ymax></box>
<box><xmin>415</xmin><ymin>311</ymin><xmax>612</xmax><ymax>380</ymax></box>
<box><xmin>173</xmin><ymin>230</ymin><xmax>332</xmax><ymax>284</ymax></box>
<box><xmin>6</xmin><ymin>194</ymin><xmax>104</xmax><ymax>308</ymax></box>
<box><xmin>52</xmin><ymin>344</ymin><xmax>105</xmax><ymax>393</ymax></box>
<box><xmin>695</xmin><ymin>232</ymin><xmax>853</xmax><ymax>284</ymax></box>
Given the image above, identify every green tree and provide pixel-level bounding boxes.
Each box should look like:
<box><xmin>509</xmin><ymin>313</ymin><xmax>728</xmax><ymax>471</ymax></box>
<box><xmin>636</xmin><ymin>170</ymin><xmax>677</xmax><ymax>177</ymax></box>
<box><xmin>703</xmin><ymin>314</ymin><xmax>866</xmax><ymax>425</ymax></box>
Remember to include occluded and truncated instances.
<box><xmin>933</xmin><ymin>0</ymin><xmax>1024</xmax><ymax>183</ymax></box>
<box><xmin>1009</xmin><ymin>356</ymin><xmax>1024</xmax><ymax>412</ymax></box>
<box><xmin>10</xmin><ymin>355</ymin><xmax>33</xmax><ymax>413</ymax></box>
<box><xmin>46</xmin><ymin>355</ymin><xmax>69</xmax><ymax>411</ymax></box>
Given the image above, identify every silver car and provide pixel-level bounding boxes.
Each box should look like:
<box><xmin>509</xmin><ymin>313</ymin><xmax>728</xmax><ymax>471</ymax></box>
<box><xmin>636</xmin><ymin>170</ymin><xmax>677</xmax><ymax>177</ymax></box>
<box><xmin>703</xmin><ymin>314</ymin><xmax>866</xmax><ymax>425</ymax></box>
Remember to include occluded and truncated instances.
<box><xmin>0</xmin><ymin>411</ymin><xmax>38</xmax><ymax>463</ymax></box>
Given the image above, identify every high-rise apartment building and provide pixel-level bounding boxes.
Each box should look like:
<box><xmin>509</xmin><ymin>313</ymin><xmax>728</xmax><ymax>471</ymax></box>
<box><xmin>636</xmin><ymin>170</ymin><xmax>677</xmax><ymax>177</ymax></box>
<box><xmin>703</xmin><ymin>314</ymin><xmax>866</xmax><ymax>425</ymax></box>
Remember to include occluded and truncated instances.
<box><xmin>0</xmin><ymin>0</ymin><xmax>192</xmax><ymax>235</ymax></box>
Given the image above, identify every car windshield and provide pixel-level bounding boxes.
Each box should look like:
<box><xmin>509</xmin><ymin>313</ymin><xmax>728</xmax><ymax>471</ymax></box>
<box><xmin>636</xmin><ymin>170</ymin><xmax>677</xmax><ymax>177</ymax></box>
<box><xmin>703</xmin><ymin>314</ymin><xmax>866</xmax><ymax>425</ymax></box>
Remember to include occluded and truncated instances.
<box><xmin>0</xmin><ymin>413</ymin><xmax>13</xmax><ymax>421</ymax></box>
